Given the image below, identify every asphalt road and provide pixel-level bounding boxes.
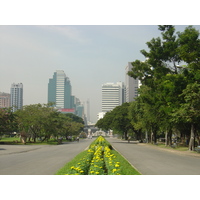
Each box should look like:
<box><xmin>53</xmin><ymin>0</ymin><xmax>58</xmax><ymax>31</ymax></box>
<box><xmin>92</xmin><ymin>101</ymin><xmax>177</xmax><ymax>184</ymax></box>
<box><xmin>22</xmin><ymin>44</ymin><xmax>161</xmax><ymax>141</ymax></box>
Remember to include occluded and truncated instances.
<box><xmin>1</xmin><ymin>137</ymin><xmax>200</xmax><ymax>175</ymax></box>
<box><xmin>0</xmin><ymin>138</ymin><xmax>94</xmax><ymax>175</ymax></box>
<box><xmin>107</xmin><ymin>137</ymin><xmax>200</xmax><ymax>175</ymax></box>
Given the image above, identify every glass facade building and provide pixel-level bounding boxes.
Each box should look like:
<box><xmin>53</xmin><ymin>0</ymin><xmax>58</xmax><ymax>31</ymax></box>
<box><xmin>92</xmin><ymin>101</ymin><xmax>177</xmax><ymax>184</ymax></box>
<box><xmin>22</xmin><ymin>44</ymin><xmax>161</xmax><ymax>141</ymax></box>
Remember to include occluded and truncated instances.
<box><xmin>48</xmin><ymin>70</ymin><xmax>72</xmax><ymax>109</ymax></box>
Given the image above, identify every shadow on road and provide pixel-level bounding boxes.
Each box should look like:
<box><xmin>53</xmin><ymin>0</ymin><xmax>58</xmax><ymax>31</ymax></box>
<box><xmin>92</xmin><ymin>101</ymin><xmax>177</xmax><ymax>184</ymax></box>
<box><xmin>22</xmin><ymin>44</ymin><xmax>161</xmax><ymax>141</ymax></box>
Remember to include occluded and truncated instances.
<box><xmin>0</xmin><ymin>148</ymin><xmax>6</xmax><ymax>150</ymax></box>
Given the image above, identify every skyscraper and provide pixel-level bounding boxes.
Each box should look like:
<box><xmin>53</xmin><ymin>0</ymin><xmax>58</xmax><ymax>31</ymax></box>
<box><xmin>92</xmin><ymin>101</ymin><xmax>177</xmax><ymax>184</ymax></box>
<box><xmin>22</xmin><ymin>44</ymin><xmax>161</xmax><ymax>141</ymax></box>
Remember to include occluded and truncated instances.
<box><xmin>48</xmin><ymin>70</ymin><xmax>72</xmax><ymax>109</ymax></box>
<box><xmin>101</xmin><ymin>82</ymin><xmax>125</xmax><ymax>112</ymax></box>
<box><xmin>125</xmin><ymin>62</ymin><xmax>141</xmax><ymax>102</ymax></box>
<box><xmin>10</xmin><ymin>83</ymin><xmax>23</xmax><ymax>112</ymax></box>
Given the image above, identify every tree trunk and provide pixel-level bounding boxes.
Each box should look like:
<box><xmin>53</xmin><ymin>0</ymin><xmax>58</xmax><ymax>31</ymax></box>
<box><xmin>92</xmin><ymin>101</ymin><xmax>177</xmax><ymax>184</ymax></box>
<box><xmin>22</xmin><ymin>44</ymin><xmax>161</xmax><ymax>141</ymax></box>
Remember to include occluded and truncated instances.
<box><xmin>151</xmin><ymin>131</ymin><xmax>153</xmax><ymax>144</ymax></box>
<box><xmin>33</xmin><ymin>135</ymin><xmax>36</xmax><ymax>143</ymax></box>
<box><xmin>153</xmin><ymin>130</ymin><xmax>157</xmax><ymax>144</ymax></box>
<box><xmin>165</xmin><ymin>131</ymin><xmax>168</xmax><ymax>146</ymax></box>
<box><xmin>21</xmin><ymin>136</ymin><xmax>27</xmax><ymax>144</ymax></box>
<box><xmin>188</xmin><ymin>124</ymin><xmax>195</xmax><ymax>151</ymax></box>
<box><xmin>145</xmin><ymin>130</ymin><xmax>149</xmax><ymax>143</ymax></box>
<box><xmin>139</xmin><ymin>130</ymin><xmax>143</xmax><ymax>142</ymax></box>
<box><xmin>168</xmin><ymin>130</ymin><xmax>172</xmax><ymax>146</ymax></box>
<box><xmin>165</xmin><ymin>130</ymin><xmax>172</xmax><ymax>146</ymax></box>
<box><xmin>42</xmin><ymin>136</ymin><xmax>47</xmax><ymax>142</ymax></box>
<box><xmin>124</xmin><ymin>131</ymin><xmax>128</xmax><ymax>140</ymax></box>
<box><xmin>196</xmin><ymin>134</ymin><xmax>200</xmax><ymax>146</ymax></box>
<box><xmin>180</xmin><ymin>132</ymin><xmax>185</xmax><ymax>145</ymax></box>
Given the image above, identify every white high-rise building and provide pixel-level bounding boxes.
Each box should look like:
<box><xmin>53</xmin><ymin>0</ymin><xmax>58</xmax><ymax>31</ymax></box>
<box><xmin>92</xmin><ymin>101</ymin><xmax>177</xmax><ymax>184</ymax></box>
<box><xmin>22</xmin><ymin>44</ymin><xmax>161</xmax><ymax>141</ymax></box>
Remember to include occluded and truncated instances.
<box><xmin>101</xmin><ymin>82</ymin><xmax>125</xmax><ymax>112</ymax></box>
<box><xmin>125</xmin><ymin>62</ymin><xmax>141</xmax><ymax>102</ymax></box>
<box><xmin>97</xmin><ymin>112</ymin><xmax>106</xmax><ymax>120</ymax></box>
<box><xmin>55</xmin><ymin>70</ymin><xmax>66</xmax><ymax>108</ymax></box>
<box><xmin>10</xmin><ymin>83</ymin><xmax>23</xmax><ymax>112</ymax></box>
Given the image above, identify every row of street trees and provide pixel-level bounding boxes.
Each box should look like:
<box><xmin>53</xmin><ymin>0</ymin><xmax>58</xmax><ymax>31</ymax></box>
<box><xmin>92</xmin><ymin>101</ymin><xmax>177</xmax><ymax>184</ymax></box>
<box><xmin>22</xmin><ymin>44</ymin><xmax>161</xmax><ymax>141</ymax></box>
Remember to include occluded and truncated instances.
<box><xmin>96</xmin><ymin>25</ymin><xmax>200</xmax><ymax>151</ymax></box>
<box><xmin>0</xmin><ymin>103</ymin><xmax>84</xmax><ymax>143</ymax></box>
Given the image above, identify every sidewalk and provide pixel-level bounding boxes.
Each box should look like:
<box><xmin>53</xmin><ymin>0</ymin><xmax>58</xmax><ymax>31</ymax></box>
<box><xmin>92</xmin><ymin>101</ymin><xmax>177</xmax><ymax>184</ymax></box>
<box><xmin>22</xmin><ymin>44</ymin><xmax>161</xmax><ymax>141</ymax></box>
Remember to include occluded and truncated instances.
<box><xmin>138</xmin><ymin>142</ymin><xmax>200</xmax><ymax>158</ymax></box>
<box><xmin>106</xmin><ymin>137</ymin><xmax>200</xmax><ymax>175</ymax></box>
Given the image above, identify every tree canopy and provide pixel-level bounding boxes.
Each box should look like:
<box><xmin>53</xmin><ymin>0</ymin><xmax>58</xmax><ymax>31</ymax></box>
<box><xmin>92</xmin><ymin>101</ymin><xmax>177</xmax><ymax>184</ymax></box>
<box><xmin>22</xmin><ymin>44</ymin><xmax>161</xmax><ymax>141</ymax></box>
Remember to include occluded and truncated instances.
<box><xmin>1</xmin><ymin>103</ymin><xmax>84</xmax><ymax>143</ymax></box>
<box><xmin>96</xmin><ymin>25</ymin><xmax>200</xmax><ymax>150</ymax></box>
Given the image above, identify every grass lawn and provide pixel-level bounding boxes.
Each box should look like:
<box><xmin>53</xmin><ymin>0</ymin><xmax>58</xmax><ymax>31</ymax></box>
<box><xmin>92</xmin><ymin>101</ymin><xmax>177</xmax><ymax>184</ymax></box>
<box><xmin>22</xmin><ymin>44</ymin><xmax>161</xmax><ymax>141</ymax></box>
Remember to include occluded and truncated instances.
<box><xmin>0</xmin><ymin>137</ymin><xmax>58</xmax><ymax>145</ymax></box>
<box><xmin>156</xmin><ymin>143</ymin><xmax>188</xmax><ymax>151</ymax></box>
<box><xmin>56</xmin><ymin>150</ymin><xmax>89</xmax><ymax>175</ymax></box>
<box><xmin>111</xmin><ymin>149</ymin><xmax>141</xmax><ymax>175</ymax></box>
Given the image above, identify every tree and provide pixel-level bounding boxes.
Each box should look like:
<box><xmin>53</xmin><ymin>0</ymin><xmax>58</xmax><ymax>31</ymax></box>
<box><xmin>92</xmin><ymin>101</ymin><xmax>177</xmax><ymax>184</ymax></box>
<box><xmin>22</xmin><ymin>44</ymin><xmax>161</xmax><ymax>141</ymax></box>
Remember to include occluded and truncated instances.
<box><xmin>15</xmin><ymin>103</ymin><xmax>67</xmax><ymax>143</ymax></box>
<box><xmin>96</xmin><ymin>103</ymin><xmax>132</xmax><ymax>140</ymax></box>
<box><xmin>178</xmin><ymin>26</ymin><xmax>200</xmax><ymax>65</ymax></box>
<box><xmin>0</xmin><ymin>107</ymin><xmax>17</xmax><ymax>138</ymax></box>
<box><xmin>64</xmin><ymin>113</ymin><xmax>84</xmax><ymax>124</ymax></box>
<box><xmin>129</xmin><ymin>99</ymin><xmax>146</xmax><ymax>141</ymax></box>
<box><xmin>95</xmin><ymin>111</ymin><xmax>114</xmax><ymax>131</ymax></box>
<box><xmin>128</xmin><ymin>25</ymin><xmax>200</xmax><ymax>147</ymax></box>
<box><xmin>110</xmin><ymin>103</ymin><xmax>132</xmax><ymax>140</ymax></box>
<box><xmin>174</xmin><ymin>82</ymin><xmax>200</xmax><ymax>150</ymax></box>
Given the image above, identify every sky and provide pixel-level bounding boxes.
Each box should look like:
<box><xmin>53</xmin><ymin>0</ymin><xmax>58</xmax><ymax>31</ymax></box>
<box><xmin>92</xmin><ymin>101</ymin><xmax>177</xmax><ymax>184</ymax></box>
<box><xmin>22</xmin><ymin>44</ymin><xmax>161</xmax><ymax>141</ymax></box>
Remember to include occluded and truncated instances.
<box><xmin>1</xmin><ymin>25</ymin><xmax>200</xmax><ymax>122</ymax></box>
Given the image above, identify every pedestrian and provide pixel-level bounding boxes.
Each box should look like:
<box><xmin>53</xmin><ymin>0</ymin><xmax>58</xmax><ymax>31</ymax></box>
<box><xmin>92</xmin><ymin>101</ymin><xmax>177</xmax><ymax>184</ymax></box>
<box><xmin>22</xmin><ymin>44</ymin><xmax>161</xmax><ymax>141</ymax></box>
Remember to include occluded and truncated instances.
<box><xmin>76</xmin><ymin>136</ymin><xmax>79</xmax><ymax>142</ymax></box>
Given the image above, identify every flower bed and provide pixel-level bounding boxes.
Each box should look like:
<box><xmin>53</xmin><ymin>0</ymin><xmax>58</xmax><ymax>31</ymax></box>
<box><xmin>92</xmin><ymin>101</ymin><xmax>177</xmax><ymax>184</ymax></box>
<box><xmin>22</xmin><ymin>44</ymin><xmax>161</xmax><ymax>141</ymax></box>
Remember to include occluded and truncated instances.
<box><xmin>56</xmin><ymin>136</ymin><xmax>140</xmax><ymax>175</ymax></box>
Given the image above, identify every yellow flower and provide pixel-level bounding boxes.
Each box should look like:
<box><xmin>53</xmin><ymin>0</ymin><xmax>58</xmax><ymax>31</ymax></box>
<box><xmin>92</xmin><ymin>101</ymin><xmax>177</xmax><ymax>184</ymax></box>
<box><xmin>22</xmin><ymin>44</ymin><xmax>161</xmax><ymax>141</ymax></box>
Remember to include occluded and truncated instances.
<box><xmin>112</xmin><ymin>169</ymin><xmax>117</xmax><ymax>173</ymax></box>
<box><xmin>115</xmin><ymin>164</ymin><xmax>120</xmax><ymax>167</ymax></box>
<box><xmin>95</xmin><ymin>172</ymin><xmax>100</xmax><ymax>174</ymax></box>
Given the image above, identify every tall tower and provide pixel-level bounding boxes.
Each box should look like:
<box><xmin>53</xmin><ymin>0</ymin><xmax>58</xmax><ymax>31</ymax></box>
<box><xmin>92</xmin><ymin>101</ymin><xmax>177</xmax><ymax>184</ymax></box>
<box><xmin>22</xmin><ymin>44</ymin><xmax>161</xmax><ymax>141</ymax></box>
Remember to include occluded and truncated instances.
<box><xmin>10</xmin><ymin>83</ymin><xmax>23</xmax><ymax>112</ymax></box>
<box><xmin>101</xmin><ymin>82</ymin><xmax>125</xmax><ymax>112</ymax></box>
<box><xmin>48</xmin><ymin>70</ymin><xmax>72</xmax><ymax>109</ymax></box>
<box><xmin>125</xmin><ymin>62</ymin><xmax>141</xmax><ymax>102</ymax></box>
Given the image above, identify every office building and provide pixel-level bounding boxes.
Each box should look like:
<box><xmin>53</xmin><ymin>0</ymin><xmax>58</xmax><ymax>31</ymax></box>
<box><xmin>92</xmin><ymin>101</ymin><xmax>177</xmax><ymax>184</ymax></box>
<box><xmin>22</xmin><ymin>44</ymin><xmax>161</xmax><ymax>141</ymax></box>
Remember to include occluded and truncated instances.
<box><xmin>48</xmin><ymin>70</ymin><xmax>72</xmax><ymax>109</ymax></box>
<box><xmin>97</xmin><ymin>112</ymin><xmax>106</xmax><ymax>120</ymax></box>
<box><xmin>101</xmin><ymin>82</ymin><xmax>125</xmax><ymax>112</ymax></box>
<box><xmin>10</xmin><ymin>83</ymin><xmax>23</xmax><ymax>112</ymax></box>
<box><xmin>76</xmin><ymin>104</ymin><xmax>84</xmax><ymax>119</ymax></box>
<box><xmin>125</xmin><ymin>62</ymin><xmax>141</xmax><ymax>102</ymax></box>
<box><xmin>0</xmin><ymin>92</ymin><xmax>10</xmax><ymax>108</ymax></box>
<box><xmin>48</xmin><ymin>70</ymin><xmax>86</xmax><ymax>120</ymax></box>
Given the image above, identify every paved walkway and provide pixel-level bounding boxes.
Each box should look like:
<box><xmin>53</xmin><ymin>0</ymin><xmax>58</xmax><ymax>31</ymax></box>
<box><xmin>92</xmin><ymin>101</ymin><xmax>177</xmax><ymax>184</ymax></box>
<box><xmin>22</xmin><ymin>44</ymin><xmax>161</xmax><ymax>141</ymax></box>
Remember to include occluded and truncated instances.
<box><xmin>107</xmin><ymin>137</ymin><xmax>200</xmax><ymax>175</ymax></box>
